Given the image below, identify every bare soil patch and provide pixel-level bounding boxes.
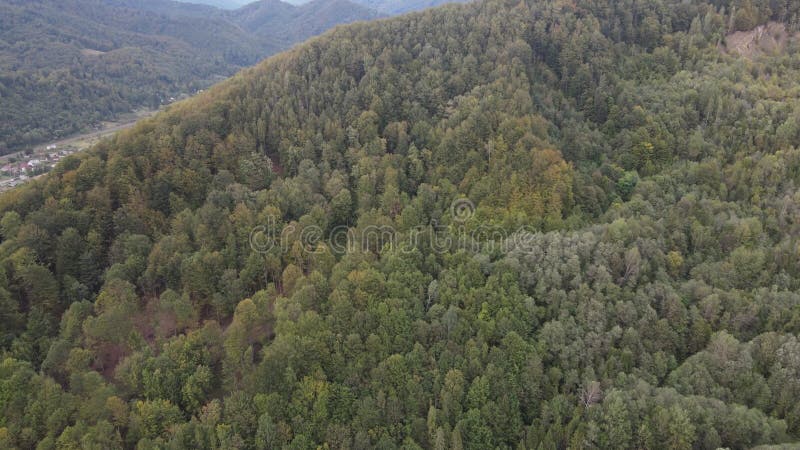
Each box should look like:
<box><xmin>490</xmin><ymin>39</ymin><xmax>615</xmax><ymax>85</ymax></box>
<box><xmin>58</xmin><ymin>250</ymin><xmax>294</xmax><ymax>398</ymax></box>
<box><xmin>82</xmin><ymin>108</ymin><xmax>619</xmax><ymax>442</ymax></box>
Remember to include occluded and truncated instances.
<box><xmin>723</xmin><ymin>22</ymin><xmax>796</xmax><ymax>59</ymax></box>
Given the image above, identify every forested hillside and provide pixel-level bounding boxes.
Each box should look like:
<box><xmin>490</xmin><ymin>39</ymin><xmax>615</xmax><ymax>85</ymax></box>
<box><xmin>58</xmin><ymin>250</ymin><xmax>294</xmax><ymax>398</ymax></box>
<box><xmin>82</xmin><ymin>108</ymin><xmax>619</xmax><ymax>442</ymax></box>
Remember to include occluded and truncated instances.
<box><xmin>0</xmin><ymin>0</ymin><xmax>379</xmax><ymax>154</ymax></box>
<box><xmin>2</xmin><ymin>0</ymin><xmax>800</xmax><ymax>448</ymax></box>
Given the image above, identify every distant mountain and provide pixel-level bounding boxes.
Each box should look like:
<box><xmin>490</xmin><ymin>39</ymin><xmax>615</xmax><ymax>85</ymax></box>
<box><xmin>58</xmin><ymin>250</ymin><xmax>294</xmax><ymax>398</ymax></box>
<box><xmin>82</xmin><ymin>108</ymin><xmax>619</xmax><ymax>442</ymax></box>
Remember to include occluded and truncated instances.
<box><xmin>232</xmin><ymin>0</ymin><xmax>382</xmax><ymax>44</ymax></box>
<box><xmin>0</xmin><ymin>0</ymin><xmax>380</xmax><ymax>153</ymax></box>
<box><xmin>359</xmin><ymin>0</ymin><xmax>471</xmax><ymax>14</ymax></box>
<box><xmin>175</xmin><ymin>0</ymin><xmax>249</xmax><ymax>8</ymax></box>
<box><xmin>280</xmin><ymin>0</ymin><xmax>472</xmax><ymax>14</ymax></box>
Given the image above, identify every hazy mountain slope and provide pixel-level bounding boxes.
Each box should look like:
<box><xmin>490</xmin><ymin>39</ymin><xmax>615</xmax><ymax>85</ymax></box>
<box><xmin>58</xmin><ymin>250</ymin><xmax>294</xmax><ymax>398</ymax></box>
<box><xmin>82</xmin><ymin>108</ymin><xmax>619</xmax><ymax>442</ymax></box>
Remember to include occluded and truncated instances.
<box><xmin>2</xmin><ymin>0</ymin><xmax>800</xmax><ymax>448</ymax></box>
<box><xmin>174</xmin><ymin>0</ymin><xmax>250</xmax><ymax>8</ymax></box>
<box><xmin>281</xmin><ymin>0</ymin><xmax>472</xmax><ymax>13</ymax></box>
<box><xmin>231</xmin><ymin>0</ymin><xmax>381</xmax><ymax>44</ymax></box>
<box><xmin>229</xmin><ymin>0</ymin><xmax>297</xmax><ymax>31</ymax></box>
<box><xmin>110</xmin><ymin>0</ymin><xmax>226</xmax><ymax>18</ymax></box>
<box><xmin>350</xmin><ymin>0</ymin><xmax>470</xmax><ymax>14</ymax></box>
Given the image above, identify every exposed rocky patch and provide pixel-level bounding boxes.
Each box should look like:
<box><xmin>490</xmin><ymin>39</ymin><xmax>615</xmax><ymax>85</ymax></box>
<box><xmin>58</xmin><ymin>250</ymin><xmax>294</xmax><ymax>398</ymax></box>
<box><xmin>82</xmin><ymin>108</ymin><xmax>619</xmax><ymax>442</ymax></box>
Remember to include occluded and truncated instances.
<box><xmin>724</xmin><ymin>21</ymin><xmax>796</xmax><ymax>58</ymax></box>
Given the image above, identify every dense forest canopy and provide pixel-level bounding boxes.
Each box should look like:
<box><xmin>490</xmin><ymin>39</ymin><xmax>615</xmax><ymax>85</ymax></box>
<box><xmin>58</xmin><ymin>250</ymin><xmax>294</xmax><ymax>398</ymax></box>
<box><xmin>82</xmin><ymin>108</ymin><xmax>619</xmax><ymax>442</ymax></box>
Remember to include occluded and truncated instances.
<box><xmin>3</xmin><ymin>0</ymin><xmax>800</xmax><ymax>448</ymax></box>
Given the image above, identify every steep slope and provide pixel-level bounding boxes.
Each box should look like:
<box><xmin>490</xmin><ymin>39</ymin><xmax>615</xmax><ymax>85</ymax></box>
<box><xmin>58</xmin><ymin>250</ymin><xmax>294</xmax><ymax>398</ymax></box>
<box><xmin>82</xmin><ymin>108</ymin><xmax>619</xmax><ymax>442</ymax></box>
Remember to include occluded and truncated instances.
<box><xmin>2</xmin><ymin>0</ymin><xmax>800</xmax><ymax>448</ymax></box>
